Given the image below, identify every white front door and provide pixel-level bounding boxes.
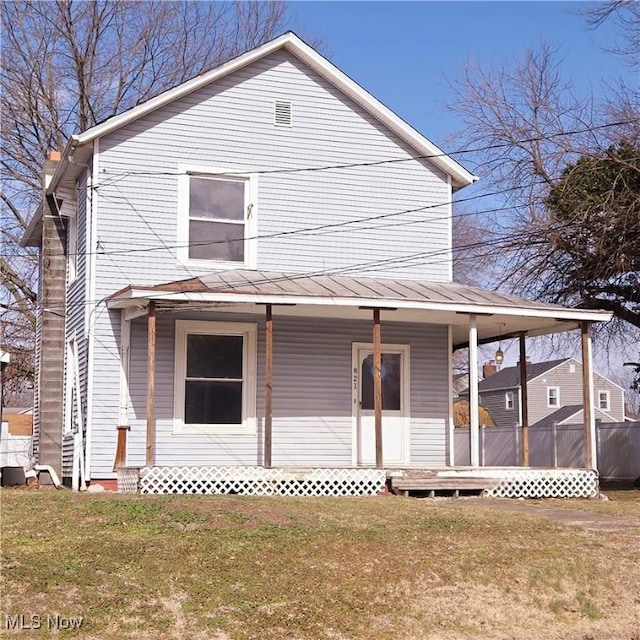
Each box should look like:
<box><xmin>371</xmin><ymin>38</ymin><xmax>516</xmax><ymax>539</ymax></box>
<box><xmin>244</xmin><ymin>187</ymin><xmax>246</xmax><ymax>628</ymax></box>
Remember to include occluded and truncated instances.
<box><xmin>353</xmin><ymin>344</ymin><xmax>410</xmax><ymax>467</ymax></box>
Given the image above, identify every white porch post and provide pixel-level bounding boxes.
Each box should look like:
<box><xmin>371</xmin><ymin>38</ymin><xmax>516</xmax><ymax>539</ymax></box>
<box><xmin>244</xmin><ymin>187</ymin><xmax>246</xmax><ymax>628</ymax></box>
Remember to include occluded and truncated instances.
<box><xmin>114</xmin><ymin>313</ymin><xmax>131</xmax><ymax>470</ymax></box>
<box><xmin>581</xmin><ymin>321</ymin><xmax>597</xmax><ymax>470</ymax></box>
<box><xmin>468</xmin><ymin>314</ymin><xmax>480</xmax><ymax>467</ymax></box>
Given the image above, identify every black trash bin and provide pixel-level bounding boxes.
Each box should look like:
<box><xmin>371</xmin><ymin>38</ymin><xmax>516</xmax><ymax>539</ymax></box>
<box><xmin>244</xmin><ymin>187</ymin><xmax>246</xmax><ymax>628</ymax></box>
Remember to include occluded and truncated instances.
<box><xmin>1</xmin><ymin>466</ymin><xmax>26</xmax><ymax>486</ymax></box>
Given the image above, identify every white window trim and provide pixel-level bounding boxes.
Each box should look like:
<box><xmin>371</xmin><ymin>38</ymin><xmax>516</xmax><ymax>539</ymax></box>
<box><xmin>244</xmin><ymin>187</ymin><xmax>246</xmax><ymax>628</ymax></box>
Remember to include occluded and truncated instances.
<box><xmin>176</xmin><ymin>164</ymin><xmax>258</xmax><ymax>270</ymax></box>
<box><xmin>66</xmin><ymin>213</ymin><xmax>78</xmax><ymax>284</ymax></box>
<box><xmin>598</xmin><ymin>389</ymin><xmax>610</xmax><ymax>412</ymax></box>
<box><xmin>63</xmin><ymin>336</ymin><xmax>80</xmax><ymax>436</ymax></box>
<box><xmin>505</xmin><ymin>391</ymin><xmax>514</xmax><ymax>410</ymax></box>
<box><xmin>547</xmin><ymin>386</ymin><xmax>560</xmax><ymax>408</ymax></box>
<box><xmin>173</xmin><ymin>320</ymin><xmax>257</xmax><ymax>435</ymax></box>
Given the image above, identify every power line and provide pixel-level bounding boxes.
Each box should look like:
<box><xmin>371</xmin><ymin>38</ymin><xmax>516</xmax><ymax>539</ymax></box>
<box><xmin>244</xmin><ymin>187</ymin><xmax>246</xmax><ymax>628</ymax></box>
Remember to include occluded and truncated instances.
<box><xmin>3</xmin><ymin>214</ymin><xmax>584</xmax><ymax>315</ymax></box>
<box><xmin>92</xmin><ymin>118</ymin><xmax>639</xmax><ymax>186</ymax></box>
<box><xmin>5</xmin><ymin>152</ymin><xmax>622</xmax><ymax>263</ymax></box>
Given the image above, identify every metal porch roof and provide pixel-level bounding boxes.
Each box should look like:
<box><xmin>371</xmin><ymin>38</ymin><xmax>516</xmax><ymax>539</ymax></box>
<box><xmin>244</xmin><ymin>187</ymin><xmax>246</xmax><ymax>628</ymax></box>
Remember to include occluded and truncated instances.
<box><xmin>107</xmin><ymin>269</ymin><xmax>612</xmax><ymax>347</ymax></box>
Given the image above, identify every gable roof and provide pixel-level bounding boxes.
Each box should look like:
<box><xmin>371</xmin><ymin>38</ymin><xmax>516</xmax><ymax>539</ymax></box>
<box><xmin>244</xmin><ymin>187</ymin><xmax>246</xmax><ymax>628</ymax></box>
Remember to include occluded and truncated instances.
<box><xmin>478</xmin><ymin>358</ymin><xmax>570</xmax><ymax>392</ymax></box>
<box><xmin>46</xmin><ymin>32</ymin><xmax>477</xmax><ymax>198</ymax></box>
<box><xmin>531</xmin><ymin>405</ymin><xmax>583</xmax><ymax>429</ymax></box>
<box><xmin>531</xmin><ymin>404</ymin><xmax>615</xmax><ymax>429</ymax></box>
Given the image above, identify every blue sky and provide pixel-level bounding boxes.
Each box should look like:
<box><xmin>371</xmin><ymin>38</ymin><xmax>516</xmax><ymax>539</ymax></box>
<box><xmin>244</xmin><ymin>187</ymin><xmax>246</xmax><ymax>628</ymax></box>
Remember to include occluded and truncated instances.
<box><xmin>291</xmin><ymin>1</ymin><xmax>633</xmax><ymax>151</ymax></box>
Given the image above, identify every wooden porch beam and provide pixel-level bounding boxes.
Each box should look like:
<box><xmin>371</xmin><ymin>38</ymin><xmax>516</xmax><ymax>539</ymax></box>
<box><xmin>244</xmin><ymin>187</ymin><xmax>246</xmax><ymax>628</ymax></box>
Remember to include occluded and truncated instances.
<box><xmin>264</xmin><ymin>304</ymin><xmax>273</xmax><ymax>468</ymax></box>
<box><xmin>581</xmin><ymin>321</ymin><xmax>597</xmax><ymax>469</ymax></box>
<box><xmin>373</xmin><ymin>308</ymin><xmax>383</xmax><ymax>468</ymax></box>
<box><xmin>146</xmin><ymin>302</ymin><xmax>156</xmax><ymax>467</ymax></box>
<box><xmin>519</xmin><ymin>332</ymin><xmax>529</xmax><ymax>466</ymax></box>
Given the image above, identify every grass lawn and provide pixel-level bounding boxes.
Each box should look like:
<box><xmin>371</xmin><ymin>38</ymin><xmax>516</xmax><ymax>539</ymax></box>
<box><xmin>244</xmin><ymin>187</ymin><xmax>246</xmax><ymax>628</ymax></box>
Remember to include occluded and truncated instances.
<box><xmin>1</xmin><ymin>488</ymin><xmax>639</xmax><ymax>639</ymax></box>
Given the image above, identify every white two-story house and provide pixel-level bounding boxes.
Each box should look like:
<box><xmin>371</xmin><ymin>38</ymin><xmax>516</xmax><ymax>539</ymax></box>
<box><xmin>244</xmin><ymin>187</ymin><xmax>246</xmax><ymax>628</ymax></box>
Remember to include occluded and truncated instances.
<box><xmin>22</xmin><ymin>33</ymin><xmax>611</xmax><ymax>496</ymax></box>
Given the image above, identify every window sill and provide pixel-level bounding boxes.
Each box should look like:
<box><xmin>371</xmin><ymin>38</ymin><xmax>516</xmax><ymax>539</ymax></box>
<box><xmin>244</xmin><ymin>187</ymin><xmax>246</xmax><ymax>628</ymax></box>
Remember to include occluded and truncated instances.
<box><xmin>175</xmin><ymin>260</ymin><xmax>256</xmax><ymax>271</ymax></box>
<box><xmin>173</xmin><ymin>422</ymin><xmax>256</xmax><ymax>436</ymax></box>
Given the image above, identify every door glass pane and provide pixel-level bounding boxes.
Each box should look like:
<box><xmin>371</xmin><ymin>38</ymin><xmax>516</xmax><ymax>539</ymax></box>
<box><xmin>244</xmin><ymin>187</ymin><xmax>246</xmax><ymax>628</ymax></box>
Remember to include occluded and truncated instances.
<box><xmin>185</xmin><ymin>380</ymin><xmax>243</xmax><ymax>424</ymax></box>
<box><xmin>186</xmin><ymin>335</ymin><xmax>243</xmax><ymax>378</ymax></box>
<box><xmin>189</xmin><ymin>220</ymin><xmax>244</xmax><ymax>262</ymax></box>
<box><xmin>361</xmin><ymin>353</ymin><xmax>401</xmax><ymax>411</ymax></box>
<box><xmin>190</xmin><ymin>177</ymin><xmax>245</xmax><ymax>220</ymax></box>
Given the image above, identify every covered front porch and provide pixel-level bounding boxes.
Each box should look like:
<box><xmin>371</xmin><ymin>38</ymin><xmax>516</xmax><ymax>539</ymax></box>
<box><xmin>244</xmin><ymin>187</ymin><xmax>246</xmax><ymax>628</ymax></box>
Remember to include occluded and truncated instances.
<box><xmin>107</xmin><ymin>270</ymin><xmax>610</xmax><ymax>498</ymax></box>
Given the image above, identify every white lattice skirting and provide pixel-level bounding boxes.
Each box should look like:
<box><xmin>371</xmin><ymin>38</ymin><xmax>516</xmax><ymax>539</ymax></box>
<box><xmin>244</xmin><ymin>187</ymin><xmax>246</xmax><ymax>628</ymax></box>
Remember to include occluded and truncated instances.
<box><xmin>440</xmin><ymin>468</ymin><xmax>599</xmax><ymax>499</ymax></box>
<box><xmin>133</xmin><ymin>466</ymin><xmax>387</xmax><ymax>497</ymax></box>
<box><xmin>117</xmin><ymin>467</ymin><xmax>140</xmax><ymax>494</ymax></box>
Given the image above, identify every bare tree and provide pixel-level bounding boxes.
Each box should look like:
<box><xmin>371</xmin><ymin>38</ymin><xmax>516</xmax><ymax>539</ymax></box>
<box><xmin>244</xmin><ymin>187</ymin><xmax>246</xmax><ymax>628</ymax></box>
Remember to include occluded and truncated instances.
<box><xmin>446</xmin><ymin>3</ymin><xmax>640</xmax><ymax>391</ymax></box>
<box><xmin>580</xmin><ymin>0</ymin><xmax>640</xmax><ymax>69</ymax></box>
<box><xmin>1</xmin><ymin>0</ymin><xmax>290</xmax><ymax>393</ymax></box>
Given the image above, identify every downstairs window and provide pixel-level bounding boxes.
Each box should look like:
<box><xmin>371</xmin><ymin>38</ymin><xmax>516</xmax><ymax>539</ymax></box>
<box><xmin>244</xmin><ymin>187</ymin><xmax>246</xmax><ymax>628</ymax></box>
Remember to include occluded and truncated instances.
<box><xmin>174</xmin><ymin>321</ymin><xmax>257</xmax><ymax>434</ymax></box>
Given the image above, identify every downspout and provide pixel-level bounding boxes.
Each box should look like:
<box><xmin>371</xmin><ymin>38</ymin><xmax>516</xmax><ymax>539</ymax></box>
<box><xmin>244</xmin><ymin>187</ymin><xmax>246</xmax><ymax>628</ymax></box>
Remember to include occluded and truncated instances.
<box><xmin>84</xmin><ymin>138</ymin><xmax>100</xmax><ymax>484</ymax></box>
<box><xmin>34</xmin><ymin>464</ymin><xmax>66</xmax><ymax>489</ymax></box>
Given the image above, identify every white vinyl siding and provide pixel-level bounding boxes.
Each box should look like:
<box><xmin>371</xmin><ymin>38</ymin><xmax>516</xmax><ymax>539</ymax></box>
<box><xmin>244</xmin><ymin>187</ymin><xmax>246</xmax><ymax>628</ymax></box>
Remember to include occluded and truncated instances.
<box><xmin>62</xmin><ymin>171</ymin><xmax>88</xmax><ymax>478</ymax></box>
<box><xmin>106</xmin><ymin>314</ymin><xmax>449</xmax><ymax>475</ymax></box>
<box><xmin>96</xmin><ymin>49</ymin><xmax>450</xmax><ymax>288</ymax></box>
<box><xmin>85</xmin><ymin>49</ymin><xmax>453</xmax><ymax>477</ymax></box>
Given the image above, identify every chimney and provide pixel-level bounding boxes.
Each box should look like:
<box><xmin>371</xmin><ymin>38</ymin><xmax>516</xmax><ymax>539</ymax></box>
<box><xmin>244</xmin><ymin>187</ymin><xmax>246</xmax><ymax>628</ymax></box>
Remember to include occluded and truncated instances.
<box><xmin>516</xmin><ymin>357</ymin><xmax>532</xmax><ymax>367</ymax></box>
<box><xmin>44</xmin><ymin>150</ymin><xmax>61</xmax><ymax>189</ymax></box>
<box><xmin>482</xmin><ymin>360</ymin><xmax>497</xmax><ymax>379</ymax></box>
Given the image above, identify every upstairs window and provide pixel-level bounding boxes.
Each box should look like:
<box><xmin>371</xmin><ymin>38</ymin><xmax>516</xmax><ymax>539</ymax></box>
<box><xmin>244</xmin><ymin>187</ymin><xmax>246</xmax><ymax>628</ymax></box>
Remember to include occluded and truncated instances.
<box><xmin>178</xmin><ymin>167</ymin><xmax>257</xmax><ymax>268</ymax></box>
<box><xmin>505</xmin><ymin>391</ymin><xmax>514</xmax><ymax>410</ymax></box>
<box><xmin>598</xmin><ymin>390</ymin><xmax>610</xmax><ymax>412</ymax></box>
<box><xmin>547</xmin><ymin>386</ymin><xmax>560</xmax><ymax>408</ymax></box>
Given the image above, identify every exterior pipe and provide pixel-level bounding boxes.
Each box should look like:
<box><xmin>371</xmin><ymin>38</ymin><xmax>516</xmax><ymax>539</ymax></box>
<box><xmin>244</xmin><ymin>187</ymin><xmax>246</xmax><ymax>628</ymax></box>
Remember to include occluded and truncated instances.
<box><xmin>34</xmin><ymin>464</ymin><xmax>66</xmax><ymax>489</ymax></box>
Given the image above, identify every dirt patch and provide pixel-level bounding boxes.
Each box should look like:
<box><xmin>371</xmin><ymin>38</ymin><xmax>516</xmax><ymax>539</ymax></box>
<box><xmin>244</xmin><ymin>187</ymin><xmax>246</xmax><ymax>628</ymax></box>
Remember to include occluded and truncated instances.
<box><xmin>469</xmin><ymin>498</ymin><xmax>640</xmax><ymax>532</ymax></box>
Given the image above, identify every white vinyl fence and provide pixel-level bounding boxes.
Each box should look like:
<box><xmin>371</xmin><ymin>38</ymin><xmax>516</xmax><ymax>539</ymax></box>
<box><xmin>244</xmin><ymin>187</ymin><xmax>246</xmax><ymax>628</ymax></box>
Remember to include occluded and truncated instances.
<box><xmin>0</xmin><ymin>422</ymin><xmax>33</xmax><ymax>469</ymax></box>
<box><xmin>455</xmin><ymin>422</ymin><xmax>640</xmax><ymax>481</ymax></box>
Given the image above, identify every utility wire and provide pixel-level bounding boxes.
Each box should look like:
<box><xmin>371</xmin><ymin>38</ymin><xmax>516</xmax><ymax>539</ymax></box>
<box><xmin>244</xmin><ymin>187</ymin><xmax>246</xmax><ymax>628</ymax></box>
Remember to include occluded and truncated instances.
<box><xmin>5</xmin><ymin>214</ymin><xmax>586</xmax><ymax>314</ymax></box>
<box><xmin>92</xmin><ymin>118</ymin><xmax>639</xmax><ymax>186</ymax></box>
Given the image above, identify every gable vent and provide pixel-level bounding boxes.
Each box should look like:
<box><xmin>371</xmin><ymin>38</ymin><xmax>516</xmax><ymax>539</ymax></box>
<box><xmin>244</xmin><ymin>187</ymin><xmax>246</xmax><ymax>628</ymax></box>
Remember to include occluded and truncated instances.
<box><xmin>274</xmin><ymin>99</ymin><xmax>292</xmax><ymax>126</ymax></box>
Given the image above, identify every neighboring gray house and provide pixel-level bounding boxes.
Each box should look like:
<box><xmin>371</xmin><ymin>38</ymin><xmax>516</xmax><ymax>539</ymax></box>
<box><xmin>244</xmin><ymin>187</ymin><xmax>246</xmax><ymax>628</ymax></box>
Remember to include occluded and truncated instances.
<box><xmin>22</xmin><ymin>33</ymin><xmax>612</xmax><ymax>492</ymax></box>
<box><xmin>478</xmin><ymin>358</ymin><xmax>625</xmax><ymax>429</ymax></box>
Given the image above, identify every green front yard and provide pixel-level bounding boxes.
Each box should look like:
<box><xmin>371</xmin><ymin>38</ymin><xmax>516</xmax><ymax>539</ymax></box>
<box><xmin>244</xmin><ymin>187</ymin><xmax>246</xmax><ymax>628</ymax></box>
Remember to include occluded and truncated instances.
<box><xmin>1</xmin><ymin>489</ymin><xmax>639</xmax><ymax>639</ymax></box>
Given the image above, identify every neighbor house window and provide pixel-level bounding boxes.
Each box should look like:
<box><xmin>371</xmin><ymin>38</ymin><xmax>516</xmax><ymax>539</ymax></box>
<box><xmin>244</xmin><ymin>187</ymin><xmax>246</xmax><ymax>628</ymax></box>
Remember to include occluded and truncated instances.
<box><xmin>547</xmin><ymin>386</ymin><xmax>560</xmax><ymax>408</ymax></box>
<box><xmin>173</xmin><ymin>320</ymin><xmax>257</xmax><ymax>434</ymax></box>
<box><xmin>177</xmin><ymin>166</ymin><xmax>257</xmax><ymax>267</ymax></box>
<box><xmin>505</xmin><ymin>391</ymin><xmax>514</xmax><ymax>410</ymax></box>
<box><xmin>598</xmin><ymin>390</ymin><xmax>610</xmax><ymax>412</ymax></box>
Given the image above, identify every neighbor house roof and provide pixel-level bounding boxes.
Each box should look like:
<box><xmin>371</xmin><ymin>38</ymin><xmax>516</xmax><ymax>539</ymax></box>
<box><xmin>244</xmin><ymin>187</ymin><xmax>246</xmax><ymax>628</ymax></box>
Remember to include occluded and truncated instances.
<box><xmin>478</xmin><ymin>359</ymin><xmax>570</xmax><ymax>392</ymax></box>
<box><xmin>531</xmin><ymin>405</ymin><xmax>583</xmax><ymax>429</ymax></box>
<box><xmin>531</xmin><ymin>404</ymin><xmax>614</xmax><ymax>429</ymax></box>
<box><xmin>107</xmin><ymin>270</ymin><xmax>612</xmax><ymax>346</ymax></box>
